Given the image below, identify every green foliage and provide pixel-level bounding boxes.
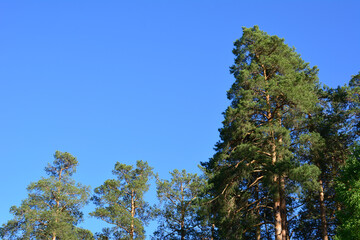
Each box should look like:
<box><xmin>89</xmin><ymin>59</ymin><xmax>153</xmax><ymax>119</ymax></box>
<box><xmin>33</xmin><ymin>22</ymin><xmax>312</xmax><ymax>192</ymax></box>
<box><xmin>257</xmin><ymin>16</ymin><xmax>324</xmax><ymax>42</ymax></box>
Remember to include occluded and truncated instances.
<box><xmin>90</xmin><ymin>160</ymin><xmax>153</xmax><ymax>240</ymax></box>
<box><xmin>292</xmin><ymin>84</ymin><xmax>355</xmax><ymax>239</ymax></box>
<box><xmin>153</xmin><ymin>169</ymin><xmax>211</xmax><ymax>240</ymax></box>
<box><xmin>0</xmin><ymin>151</ymin><xmax>91</xmax><ymax>240</ymax></box>
<box><xmin>202</xmin><ymin>25</ymin><xmax>319</xmax><ymax>239</ymax></box>
<box><xmin>289</xmin><ymin>163</ymin><xmax>321</xmax><ymax>192</ymax></box>
<box><xmin>349</xmin><ymin>72</ymin><xmax>360</xmax><ymax>132</ymax></box>
<box><xmin>335</xmin><ymin>145</ymin><xmax>360</xmax><ymax>240</ymax></box>
<box><xmin>76</xmin><ymin>228</ymin><xmax>95</xmax><ymax>240</ymax></box>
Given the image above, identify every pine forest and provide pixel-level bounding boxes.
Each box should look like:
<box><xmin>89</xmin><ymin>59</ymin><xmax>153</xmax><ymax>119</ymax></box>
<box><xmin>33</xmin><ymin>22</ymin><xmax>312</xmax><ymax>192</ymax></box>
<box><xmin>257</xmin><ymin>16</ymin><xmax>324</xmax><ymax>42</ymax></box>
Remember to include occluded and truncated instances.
<box><xmin>1</xmin><ymin>26</ymin><xmax>359</xmax><ymax>240</ymax></box>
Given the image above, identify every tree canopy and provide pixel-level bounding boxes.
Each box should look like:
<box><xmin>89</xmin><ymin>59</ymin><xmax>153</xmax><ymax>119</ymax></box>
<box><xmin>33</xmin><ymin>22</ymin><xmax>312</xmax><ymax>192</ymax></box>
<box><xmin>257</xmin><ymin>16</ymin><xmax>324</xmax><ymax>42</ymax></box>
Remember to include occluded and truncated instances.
<box><xmin>0</xmin><ymin>151</ymin><xmax>91</xmax><ymax>240</ymax></box>
<box><xmin>153</xmin><ymin>169</ymin><xmax>211</xmax><ymax>240</ymax></box>
<box><xmin>90</xmin><ymin>160</ymin><xmax>154</xmax><ymax>240</ymax></box>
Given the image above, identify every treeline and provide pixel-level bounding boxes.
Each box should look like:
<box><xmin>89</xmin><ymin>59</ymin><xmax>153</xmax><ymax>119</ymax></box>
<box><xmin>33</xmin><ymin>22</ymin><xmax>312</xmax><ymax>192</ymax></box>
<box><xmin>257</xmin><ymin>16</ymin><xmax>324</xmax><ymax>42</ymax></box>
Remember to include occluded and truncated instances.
<box><xmin>0</xmin><ymin>152</ymin><xmax>209</xmax><ymax>240</ymax></box>
<box><xmin>1</xmin><ymin>26</ymin><xmax>359</xmax><ymax>240</ymax></box>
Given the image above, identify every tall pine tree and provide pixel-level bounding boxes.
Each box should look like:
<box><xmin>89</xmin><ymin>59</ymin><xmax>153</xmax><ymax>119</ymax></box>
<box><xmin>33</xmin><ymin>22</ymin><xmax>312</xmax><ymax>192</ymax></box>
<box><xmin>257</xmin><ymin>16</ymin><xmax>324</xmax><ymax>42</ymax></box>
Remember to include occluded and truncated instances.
<box><xmin>202</xmin><ymin>26</ymin><xmax>319</xmax><ymax>240</ymax></box>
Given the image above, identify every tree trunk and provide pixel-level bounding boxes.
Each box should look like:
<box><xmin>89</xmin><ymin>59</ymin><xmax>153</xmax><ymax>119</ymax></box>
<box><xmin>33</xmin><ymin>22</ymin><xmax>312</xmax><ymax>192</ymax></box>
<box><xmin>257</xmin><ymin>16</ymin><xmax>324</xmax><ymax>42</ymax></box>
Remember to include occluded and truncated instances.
<box><xmin>272</xmin><ymin>149</ymin><xmax>283</xmax><ymax>240</ymax></box>
<box><xmin>181</xmin><ymin>223</ymin><xmax>185</xmax><ymax>240</ymax></box>
<box><xmin>274</xmin><ymin>179</ymin><xmax>282</xmax><ymax>240</ymax></box>
<box><xmin>267</xmin><ymin>90</ymin><xmax>282</xmax><ymax>240</ymax></box>
<box><xmin>255</xmin><ymin>185</ymin><xmax>261</xmax><ymax>240</ymax></box>
<box><xmin>278</xmin><ymin>114</ymin><xmax>288</xmax><ymax>240</ymax></box>
<box><xmin>280</xmin><ymin>176</ymin><xmax>288</xmax><ymax>240</ymax></box>
<box><xmin>272</xmin><ymin>138</ymin><xmax>282</xmax><ymax>240</ymax></box>
<box><xmin>180</xmin><ymin>182</ymin><xmax>186</xmax><ymax>240</ymax></box>
<box><xmin>53</xmin><ymin>171</ymin><xmax>61</xmax><ymax>240</ymax></box>
<box><xmin>130</xmin><ymin>190</ymin><xmax>135</xmax><ymax>240</ymax></box>
<box><xmin>319</xmin><ymin>179</ymin><xmax>329</xmax><ymax>240</ymax></box>
<box><xmin>272</xmin><ymin>144</ymin><xmax>282</xmax><ymax>240</ymax></box>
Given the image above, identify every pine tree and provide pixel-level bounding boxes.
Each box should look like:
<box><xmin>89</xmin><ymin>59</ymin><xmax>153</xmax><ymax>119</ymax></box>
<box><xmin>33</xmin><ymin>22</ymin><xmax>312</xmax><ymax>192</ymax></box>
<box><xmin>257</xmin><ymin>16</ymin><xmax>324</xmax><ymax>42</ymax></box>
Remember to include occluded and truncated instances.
<box><xmin>153</xmin><ymin>169</ymin><xmax>211</xmax><ymax>240</ymax></box>
<box><xmin>202</xmin><ymin>26</ymin><xmax>319</xmax><ymax>240</ymax></box>
<box><xmin>282</xmin><ymin>69</ymin><xmax>360</xmax><ymax>240</ymax></box>
<box><xmin>292</xmin><ymin>85</ymin><xmax>353</xmax><ymax>240</ymax></box>
<box><xmin>90</xmin><ymin>160</ymin><xmax>153</xmax><ymax>240</ymax></box>
<box><xmin>0</xmin><ymin>151</ymin><xmax>91</xmax><ymax>240</ymax></box>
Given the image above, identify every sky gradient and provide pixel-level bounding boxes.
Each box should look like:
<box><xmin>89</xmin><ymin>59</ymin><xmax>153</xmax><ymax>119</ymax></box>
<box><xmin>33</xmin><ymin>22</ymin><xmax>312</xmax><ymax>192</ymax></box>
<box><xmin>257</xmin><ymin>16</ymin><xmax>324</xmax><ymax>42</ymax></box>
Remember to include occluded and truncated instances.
<box><xmin>1</xmin><ymin>1</ymin><xmax>360</xmax><ymax>238</ymax></box>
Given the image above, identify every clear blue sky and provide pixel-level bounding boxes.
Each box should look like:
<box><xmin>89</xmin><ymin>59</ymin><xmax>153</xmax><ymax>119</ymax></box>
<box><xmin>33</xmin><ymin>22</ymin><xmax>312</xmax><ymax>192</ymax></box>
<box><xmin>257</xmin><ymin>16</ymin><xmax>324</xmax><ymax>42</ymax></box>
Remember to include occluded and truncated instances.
<box><xmin>1</xmin><ymin>1</ymin><xmax>359</xmax><ymax>238</ymax></box>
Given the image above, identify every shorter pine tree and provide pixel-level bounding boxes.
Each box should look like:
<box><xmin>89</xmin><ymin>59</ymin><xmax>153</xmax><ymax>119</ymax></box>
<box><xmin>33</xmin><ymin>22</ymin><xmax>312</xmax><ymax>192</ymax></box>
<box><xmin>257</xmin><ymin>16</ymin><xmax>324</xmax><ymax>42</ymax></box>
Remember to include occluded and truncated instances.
<box><xmin>0</xmin><ymin>151</ymin><xmax>91</xmax><ymax>240</ymax></box>
<box><xmin>90</xmin><ymin>160</ymin><xmax>153</xmax><ymax>240</ymax></box>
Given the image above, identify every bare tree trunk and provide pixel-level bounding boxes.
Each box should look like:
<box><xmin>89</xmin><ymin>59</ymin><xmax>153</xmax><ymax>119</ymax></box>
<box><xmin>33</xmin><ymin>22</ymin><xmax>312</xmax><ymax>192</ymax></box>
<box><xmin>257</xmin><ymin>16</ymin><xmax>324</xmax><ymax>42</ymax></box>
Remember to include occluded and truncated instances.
<box><xmin>280</xmin><ymin>176</ymin><xmax>288</xmax><ymax>240</ymax></box>
<box><xmin>266</xmin><ymin>90</ymin><xmax>282</xmax><ymax>240</ymax></box>
<box><xmin>277</xmin><ymin>113</ymin><xmax>288</xmax><ymax>240</ymax></box>
<box><xmin>274</xmin><ymin>182</ymin><xmax>282</xmax><ymax>240</ymax></box>
<box><xmin>319</xmin><ymin>179</ymin><xmax>329</xmax><ymax>240</ymax></box>
<box><xmin>273</xmin><ymin>144</ymin><xmax>282</xmax><ymax>240</ymax></box>
<box><xmin>265</xmin><ymin>84</ymin><xmax>283</xmax><ymax>240</ymax></box>
<box><xmin>271</xmin><ymin>133</ymin><xmax>282</xmax><ymax>240</ymax></box>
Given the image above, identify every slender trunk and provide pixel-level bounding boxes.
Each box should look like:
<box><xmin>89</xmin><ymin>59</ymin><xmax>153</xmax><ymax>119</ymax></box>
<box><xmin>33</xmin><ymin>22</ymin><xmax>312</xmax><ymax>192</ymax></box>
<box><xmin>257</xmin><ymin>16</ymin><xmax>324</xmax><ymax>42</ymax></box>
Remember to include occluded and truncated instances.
<box><xmin>181</xmin><ymin>220</ymin><xmax>185</xmax><ymax>240</ymax></box>
<box><xmin>52</xmin><ymin>168</ymin><xmax>62</xmax><ymax>240</ymax></box>
<box><xmin>274</xmin><ymin>180</ymin><xmax>282</xmax><ymax>240</ymax></box>
<box><xmin>280</xmin><ymin>176</ymin><xmax>288</xmax><ymax>240</ymax></box>
<box><xmin>277</xmin><ymin>111</ymin><xmax>288</xmax><ymax>240</ymax></box>
<box><xmin>319</xmin><ymin>179</ymin><xmax>329</xmax><ymax>240</ymax></box>
<box><xmin>272</xmin><ymin>144</ymin><xmax>282</xmax><ymax>240</ymax></box>
<box><xmin>268</xmin><ymin>98</ymin><xmax>282</xmax><ymax>240</ymax></box>
<box><xmin>255</xmin><ymin>185</ymin><xmax>261</xmax><ymax>240</ymax></box>
<box><xmin>180</xmin><ymin>182</ymin><xmax>186</xmax><ymax>240</ymax></box>
<box><xmin>266</xmin><ymin>79</ymin><xmax>282</xmax><ymax>240</ymax></box>
<box><xmin>274</xmin><ymin>183</ymin><xmax>282</xmax><ymax>240</ymax></box>
<box><xmin>130</xmin><ymin>190</ymin><xmax>135</xmax><ymax>240</ymax></box>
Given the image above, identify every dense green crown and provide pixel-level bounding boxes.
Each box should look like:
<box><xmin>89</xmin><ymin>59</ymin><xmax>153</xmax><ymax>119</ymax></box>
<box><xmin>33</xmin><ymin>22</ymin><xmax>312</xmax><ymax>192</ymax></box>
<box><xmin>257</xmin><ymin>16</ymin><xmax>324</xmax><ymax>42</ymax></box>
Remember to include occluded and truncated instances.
<box><xmin>206</xmin><ymin>26</ymin><xmax>319</xmax><ymax>169</ymax></box>
<box><xmin>206</xmin><ymin>25</ymin><xmax>319</xmax><ymax>187</ymax></box>
<box><xmin>335</xmin><ymin>144</ymin><xmax>360</xmax><ymax>240</ymax></box>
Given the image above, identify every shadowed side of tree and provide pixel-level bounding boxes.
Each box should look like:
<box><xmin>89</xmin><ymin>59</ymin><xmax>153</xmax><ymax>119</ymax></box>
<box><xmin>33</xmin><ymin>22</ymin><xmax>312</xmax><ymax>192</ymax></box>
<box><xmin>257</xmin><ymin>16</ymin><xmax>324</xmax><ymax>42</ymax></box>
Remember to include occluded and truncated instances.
<box><xmin>292</xmin><ymin>82</ymin><xmax>357</xmax><ymax>240</ymax></box>
<box><xmin>335</xmin><ymin>144</ymin><xmax>360</xmax><ymax>240</ymax></box>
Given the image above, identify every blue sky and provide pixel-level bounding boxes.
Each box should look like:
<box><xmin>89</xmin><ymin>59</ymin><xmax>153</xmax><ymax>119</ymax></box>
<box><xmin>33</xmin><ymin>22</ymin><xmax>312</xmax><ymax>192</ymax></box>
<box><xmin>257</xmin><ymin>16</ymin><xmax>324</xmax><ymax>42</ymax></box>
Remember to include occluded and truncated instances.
<box><xmin>1</xmin><ymin>0</ymin><xmax>359</xmax><ymax>238</ymax></box>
